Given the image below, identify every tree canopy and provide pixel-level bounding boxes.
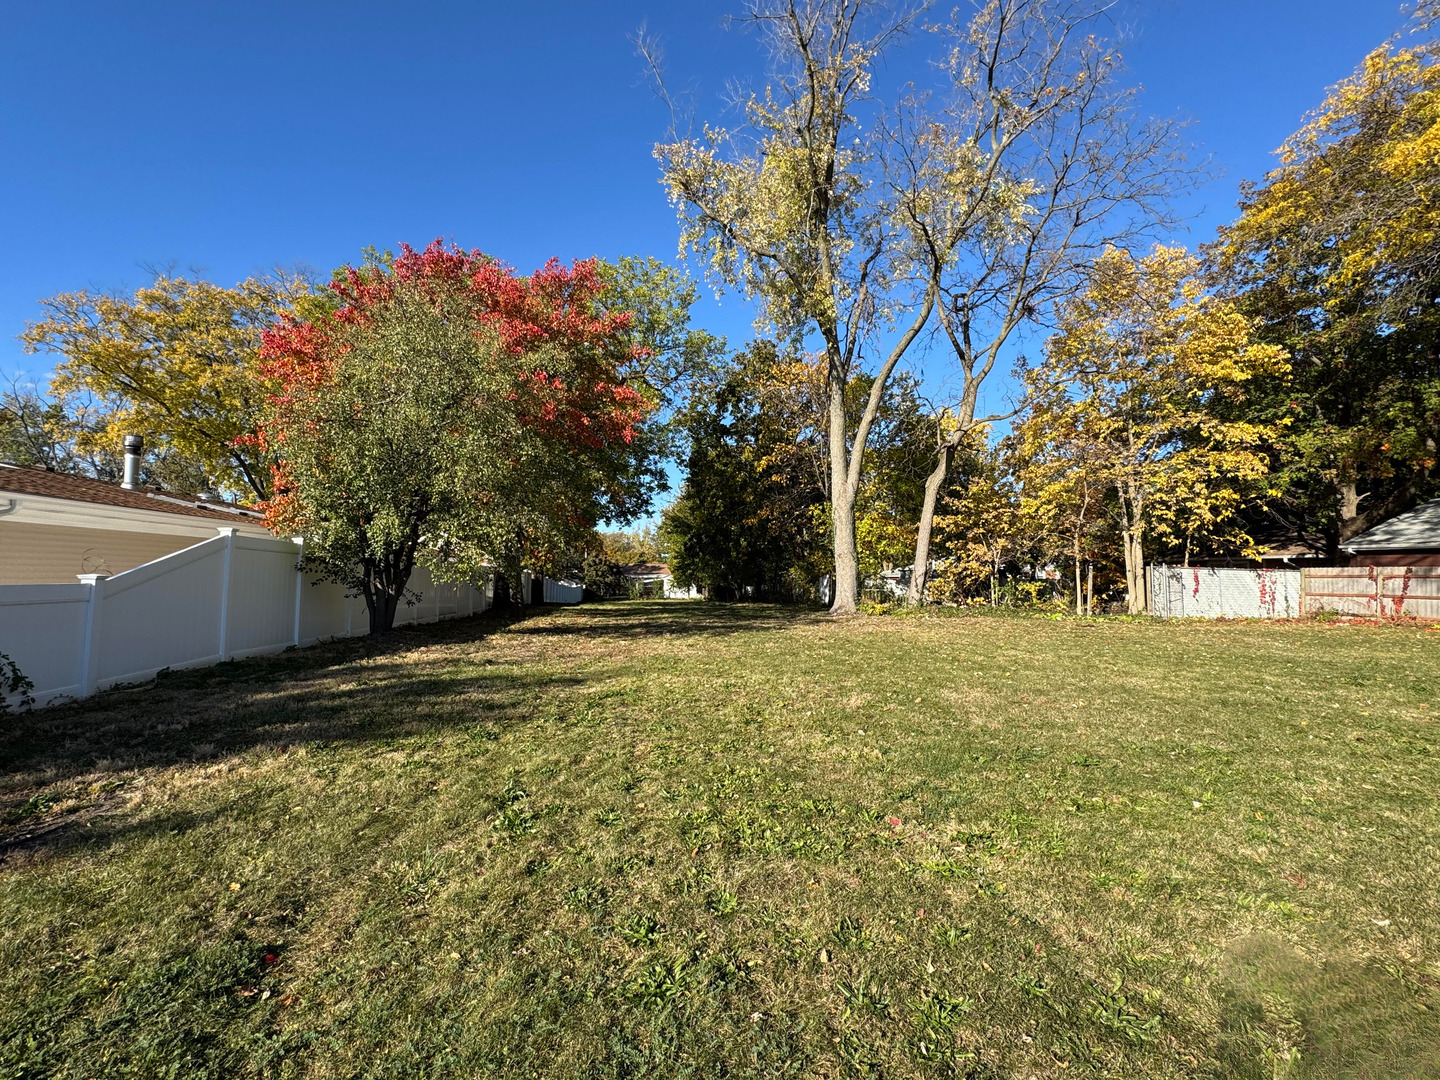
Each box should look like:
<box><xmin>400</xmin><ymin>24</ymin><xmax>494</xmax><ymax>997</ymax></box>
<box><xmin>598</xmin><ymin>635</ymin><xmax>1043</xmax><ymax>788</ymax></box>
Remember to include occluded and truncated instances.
<box><xmin>1215</xmin><ymin>6</ymin><xmax>1440</xmax><ymax>552</ymax></box>
<box><xmin>22</xmin><ymin>272</ymin><xmax>311</xmax><ymax>500</ymax></box>
<box><xmin>256</xmin><ymin>241</ymin><xmax>655</xmax><ymax>631</ymax></box>
<box><xmin>1018</xmin><ymin>246</ymin><xmax>1288</xmax><ymax>611</ymax></box>
<box><xmin>662</xmin><ymin>342</ymin><xmax>827</xmax><ymax>600</ymax></box>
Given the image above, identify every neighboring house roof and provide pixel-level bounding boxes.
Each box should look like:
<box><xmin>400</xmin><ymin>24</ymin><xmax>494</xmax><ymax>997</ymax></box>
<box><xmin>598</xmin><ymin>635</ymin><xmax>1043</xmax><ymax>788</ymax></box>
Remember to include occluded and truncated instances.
<box><xmin>622</xmin><ymin>562</ymin><xmax>671</xmax><ymax>577</ymax></box>
<box><xmin>1256</xmin><ymin>542</ymin><xmax>1328</xmax><ymax>560</ymax></box>
<box><xmin>1342</xmin><ymin>498</ymin><xmax>1440</xmax><ymax>553</ymax></box>
<box><xmin>1247</xmin><ymin>521</ymin><xmax>1330</xmax><ymax>561</ymax></box>
<box><xmin>0</xmin><ymin>463</ymin><xmax>265</xmax><ymax>526</ymax></box>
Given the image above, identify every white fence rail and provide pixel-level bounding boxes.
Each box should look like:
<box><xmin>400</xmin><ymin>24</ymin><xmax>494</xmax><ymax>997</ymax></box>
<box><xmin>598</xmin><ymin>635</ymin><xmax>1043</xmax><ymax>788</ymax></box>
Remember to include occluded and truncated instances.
<box><xmin>1149</xmin><ymin>565</ymin><xmax>1302</xmax><ymax>619</ymax></box>
<box><xmin>542</xmin><ymin>577</ymin><xmax>583</xmax><ymax>604</ymax></box>
<box><xmin>0</xmin><ymin>528</ymin><xmax>578</xmax><ymax>708</ymax></box>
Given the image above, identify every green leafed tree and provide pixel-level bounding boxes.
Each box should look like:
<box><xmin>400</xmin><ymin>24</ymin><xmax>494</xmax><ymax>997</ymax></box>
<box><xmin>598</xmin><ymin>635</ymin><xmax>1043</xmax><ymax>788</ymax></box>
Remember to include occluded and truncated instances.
<box><xmin>258</xmin><ymin>242</ymin><xmax>657</xmax><ymax>632</ymax></box>
<box><xmin>662</xmin><ymin>342</ymin><xmax>829</xmax><ymax>600</ymax></box>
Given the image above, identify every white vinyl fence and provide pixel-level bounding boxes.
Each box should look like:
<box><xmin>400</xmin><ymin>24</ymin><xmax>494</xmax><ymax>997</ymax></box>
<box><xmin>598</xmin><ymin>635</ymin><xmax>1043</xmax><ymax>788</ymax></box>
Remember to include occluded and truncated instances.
<box><xmin>0</xmin><ymin>528</ymin><xmax>578</xmax><ymax>708</ymax></box>
<box><xmin>542</xmin><ymin>577</ymin><xmax>583</xmax><ymax>604</ymax></box>
<box><xmin>1149</xmin><ymin>565</ymin><xmax>1303</xmax><ymax>619</ymax></box>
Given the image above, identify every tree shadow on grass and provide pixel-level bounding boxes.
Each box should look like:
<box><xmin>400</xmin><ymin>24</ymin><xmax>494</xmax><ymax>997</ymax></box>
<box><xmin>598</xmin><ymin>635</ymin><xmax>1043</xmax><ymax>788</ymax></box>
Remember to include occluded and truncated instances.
<box><xmin>1213</xmin><ymin>933</ymin><xmax>1440</xmax><ymax>1079</ymax></box>
<box><xmin>512</xmin><ymin>599</ymin><xmax>823</xmax><ymax>639</ymax></box>
<box><xmin>0</xmin><ymin>600</ymin><xmax>812</xmax><ymax>862</ymax></box>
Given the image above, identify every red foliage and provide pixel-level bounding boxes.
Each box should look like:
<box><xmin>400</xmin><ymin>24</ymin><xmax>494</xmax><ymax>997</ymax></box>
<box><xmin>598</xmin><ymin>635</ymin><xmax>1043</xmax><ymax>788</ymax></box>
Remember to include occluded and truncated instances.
<box><xmin>254</xmin><ymin>240</ymin><xmax>650</xmax><ymax>527</ymax></box>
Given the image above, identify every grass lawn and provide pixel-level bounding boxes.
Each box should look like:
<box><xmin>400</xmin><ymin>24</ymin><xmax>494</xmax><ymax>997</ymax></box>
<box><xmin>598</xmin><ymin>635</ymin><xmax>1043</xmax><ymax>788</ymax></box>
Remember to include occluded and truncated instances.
<box><xmin>1</xmin><ymin>602</ymin><xmax>1438</xmax><ymax>1079</ymax></box>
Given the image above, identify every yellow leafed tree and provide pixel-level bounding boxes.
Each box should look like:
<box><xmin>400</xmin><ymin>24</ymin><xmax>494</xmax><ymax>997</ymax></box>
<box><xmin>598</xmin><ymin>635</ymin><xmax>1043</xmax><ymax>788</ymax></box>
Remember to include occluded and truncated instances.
<box><xmin>1213</xmin><ymin>5</ymin><xmax>1440</xmax><ymax>548</ymax></box>
<box><xmin>23</xmin><ymin>272</ymin><xmax>311</xmax><ymax>501</ymax></box>
<box><xmin>1017</xmin><ymin>246</ymin><xmax>1289</xmax><ymax>613</ymax></box>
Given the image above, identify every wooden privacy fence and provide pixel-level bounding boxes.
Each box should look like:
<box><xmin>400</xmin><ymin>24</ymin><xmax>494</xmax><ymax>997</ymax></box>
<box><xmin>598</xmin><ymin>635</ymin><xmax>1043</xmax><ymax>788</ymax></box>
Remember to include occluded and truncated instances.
<box><xmin>0</xmin><ymin>528</ymin><xmax>577</xmax><ymax>708</ymax></box>
<box><xmin>1301</xmin><ymin>565</ymin><xmax>1440</xmax><ymax>620</ymax></box>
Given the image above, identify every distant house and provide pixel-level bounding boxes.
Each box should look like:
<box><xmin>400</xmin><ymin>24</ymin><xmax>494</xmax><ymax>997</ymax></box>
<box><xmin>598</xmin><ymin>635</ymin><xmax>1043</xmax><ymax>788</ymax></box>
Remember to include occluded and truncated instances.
<box><xmin>876</xmin><ymin>565</ymin><xmax>911</xmax><ymax>598</ymax></box>
<box><xmin>1249</xmin><ymin>526</ymin><xmax>1333</xmax><ymax>568</ymax></box>
<box><xmin>1342</xmin><ymin>499</ymin><xmax>1440</xmax><ymax>566</ymax></box>
<box><xmin>0</xmin><ymin>463</ymin><xmax>272</xmax><ymax>585</ymax></box>
<box><xmin>621</xmin><ymin>562</ymin><xmax>701</xmax><ymax>599</ymax></box>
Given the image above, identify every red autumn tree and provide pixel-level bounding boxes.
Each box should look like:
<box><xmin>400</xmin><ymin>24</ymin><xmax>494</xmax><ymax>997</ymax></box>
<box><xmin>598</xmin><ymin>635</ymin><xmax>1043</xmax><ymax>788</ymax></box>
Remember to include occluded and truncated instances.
<box><xmin>254</xmin><ymin>240</ymin><xmax>657</xmax><ymax>632</ymax></box>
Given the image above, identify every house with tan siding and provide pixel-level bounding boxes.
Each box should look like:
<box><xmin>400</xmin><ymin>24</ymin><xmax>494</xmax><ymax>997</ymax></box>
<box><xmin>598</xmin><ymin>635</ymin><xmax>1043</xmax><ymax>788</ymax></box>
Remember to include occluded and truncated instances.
<box><xmin>0</xmin><ymin>464</ymin><xmax>273</xmax><ymax>585</ymax></box>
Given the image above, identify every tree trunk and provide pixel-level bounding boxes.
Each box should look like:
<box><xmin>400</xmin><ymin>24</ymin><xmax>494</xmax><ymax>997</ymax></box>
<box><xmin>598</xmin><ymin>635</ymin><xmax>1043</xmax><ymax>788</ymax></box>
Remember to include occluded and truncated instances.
<box><xmin>1121</xmin><ymin>523</ymin><xmax>1146</xmax><ymax>614</ymax></box>
<box><xmin>1073</xmin><ymin>536</ymin><xmax>1083</xmax><ymax>616</ymax></box>
<box><xmin>1337</xmin><ymin>478</ymin><xmax>1362</xmax><ymax>538</ymax></box>
<box><xmin>360</xmin><ymin>532</ymin><xmax>420</xmax><ymax>634</ymax></box>
<box><xmin>1085</xmin><ymin>561</ymin><xmax>1093</xmax><ymax>616</ymax></box>
<box><xmin>823</xmin><ymin>289</ymin><xmax>936</xmax><ymax>617</ymax></box>
<box><xmin>828</xmin><ymin>353</ymin><xmax>860</xmax><ymax>615</ymax></box>
<box><xmin>369</xmin><ymin>590</ymin><xmax>400</xmax><ymax>634</ymax></box>
<box><xmin>1116</xmin><ymin>480</ymin><xmax>1147</xmax><ymax>615</ymax></box>
<box><xmin>906</xmin><ymin>437</ymin><xmax>957</xmax><ymax>605</ymax></box>
<box><xmin>831</xmin><ymin>480</ymin><xmax>860</xmax><ymax>616</ymax></box>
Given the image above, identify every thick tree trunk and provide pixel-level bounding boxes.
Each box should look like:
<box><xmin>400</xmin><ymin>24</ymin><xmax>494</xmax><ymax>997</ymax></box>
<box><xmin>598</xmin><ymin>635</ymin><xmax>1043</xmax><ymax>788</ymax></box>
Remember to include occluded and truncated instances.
<box><xmin>369</xmin><ymin>590</ymin><xmax>400</xmax><ymax>634</ymax></box>
<box><xmin>828</xmin><ymin>354</ymin><xmax>860</xmax><ymax>616</ymax></box>
<box><xmin>906</xmin><ymin>438</ymin><xmax>957</xmax><ymax>605</ymax></box>
<box><xmin>360</xmin><ymin>533</ymin><xmax>420</xmax><ymax>634</ymax></box>
<box><xmin>831</xmin><ymin>480</ymin><xmax>860</xmax><ymax>616</ymax></box>
<box><xmin>1337</xmin><ymin>479</ymin><xmax>1362</xmax><ymax>539</ymax></box>
<box><xmin>1121</xmin><ymin>522</ymin><xmax>1146</xmax><ymax>614</ymax></box>
<box><xmin>1085</xmin><ymin>562</ymin><xmax>1094</xmax><ymax>616</ymax></box>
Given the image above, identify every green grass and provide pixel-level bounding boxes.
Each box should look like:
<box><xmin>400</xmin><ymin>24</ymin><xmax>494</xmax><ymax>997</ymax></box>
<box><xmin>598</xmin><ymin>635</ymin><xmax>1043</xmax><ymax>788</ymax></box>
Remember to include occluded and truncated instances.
<box><xmin>1</xmin><ymin>601</ymin><xmax>1438</xmax><ymax>1079</ymax></box>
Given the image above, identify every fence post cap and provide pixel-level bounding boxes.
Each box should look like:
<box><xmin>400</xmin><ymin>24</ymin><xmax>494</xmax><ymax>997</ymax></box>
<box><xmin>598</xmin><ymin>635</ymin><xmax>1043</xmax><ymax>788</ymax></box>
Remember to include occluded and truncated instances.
<box><xmin>76</xmin><ymin>573</ymin><xmax>109</xmax><ymax>585</ymax></box>
<box><xmin>216</xmin><ymin>526</ymin><xmax>237</xmax><ymax>537</ymax></box>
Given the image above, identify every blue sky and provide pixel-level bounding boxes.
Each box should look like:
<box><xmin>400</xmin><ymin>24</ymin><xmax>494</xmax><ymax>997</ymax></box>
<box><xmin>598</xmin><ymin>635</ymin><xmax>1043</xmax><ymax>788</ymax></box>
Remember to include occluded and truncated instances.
<box><xmin>0</xmin><ymin>0</ymin><xmax>1411</xmax><ymax>505</ymax></box>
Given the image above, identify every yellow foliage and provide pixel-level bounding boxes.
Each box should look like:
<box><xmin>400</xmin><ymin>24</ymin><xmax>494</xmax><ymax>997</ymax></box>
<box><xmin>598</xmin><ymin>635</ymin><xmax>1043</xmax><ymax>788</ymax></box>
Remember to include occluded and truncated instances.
<box><xmin>1223</xmin><ymin>21</ymin><xmax>1440</xmax><ymax>306</ymax></box>
<box><xmin>1018</xmin><ymin>245</ymin><xmax>1289</xmax><ymax>565</ymax></box>
<box><xmin>23</xmin><ymin>273</ymin><xmax>310</xmax><ymax>500</ymax></box>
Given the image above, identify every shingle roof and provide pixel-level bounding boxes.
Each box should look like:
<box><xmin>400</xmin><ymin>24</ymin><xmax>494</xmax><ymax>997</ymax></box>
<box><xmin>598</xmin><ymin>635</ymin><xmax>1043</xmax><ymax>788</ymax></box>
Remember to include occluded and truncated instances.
<box><xmin>1342</xmin><ymin>498</ymin><xmax>1440</xmax><ymax>553</ymax></box>
<box><xmin>622</xmin><ymin>562</ymin><xmax>670</xmax><ymax>576</ymax></box>
<box><xmin>0</xmin><ymin>463</ymin><xmax>264</xmax><ymax>525</ymax></box>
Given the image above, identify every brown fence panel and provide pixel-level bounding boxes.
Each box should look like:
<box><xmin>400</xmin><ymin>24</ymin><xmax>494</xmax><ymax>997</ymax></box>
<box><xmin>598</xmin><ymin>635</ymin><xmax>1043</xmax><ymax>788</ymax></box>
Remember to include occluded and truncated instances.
<box><xmin>1302</xmin><ymin>567</ymin><xmax>1379</xmax><ymax>617</ymax></box>
<box><xmin>1303</xmin><ymin>565</ymin><xmax>1440</xmax><ymax>620</ymax></box>
<box><xmin>1379</xmin><ymin>566</ymin><xmax>1440</xmax><ymax>620</ymax></box>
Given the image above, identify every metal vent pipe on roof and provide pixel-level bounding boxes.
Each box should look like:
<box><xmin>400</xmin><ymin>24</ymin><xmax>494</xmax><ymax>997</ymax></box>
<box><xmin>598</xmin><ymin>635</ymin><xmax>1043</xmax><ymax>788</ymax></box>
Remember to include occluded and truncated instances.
<box><xmin>121</xmin><ymin>434</ymin><xmax>143</xmax><ymax>490</ymax></box>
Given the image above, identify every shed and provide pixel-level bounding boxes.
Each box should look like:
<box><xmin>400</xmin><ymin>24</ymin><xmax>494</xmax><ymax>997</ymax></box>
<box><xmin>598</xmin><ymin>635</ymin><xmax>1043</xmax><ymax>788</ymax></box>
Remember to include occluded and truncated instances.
<box><xmin>621</xmin><ymin>562</ymin><xmax>700</xmax><ymax>599</ymax></box>
<box><xmin>1341</xmin><ymin>498</ymin><xmax>1440</xmax><ymax>566</ymax></box>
